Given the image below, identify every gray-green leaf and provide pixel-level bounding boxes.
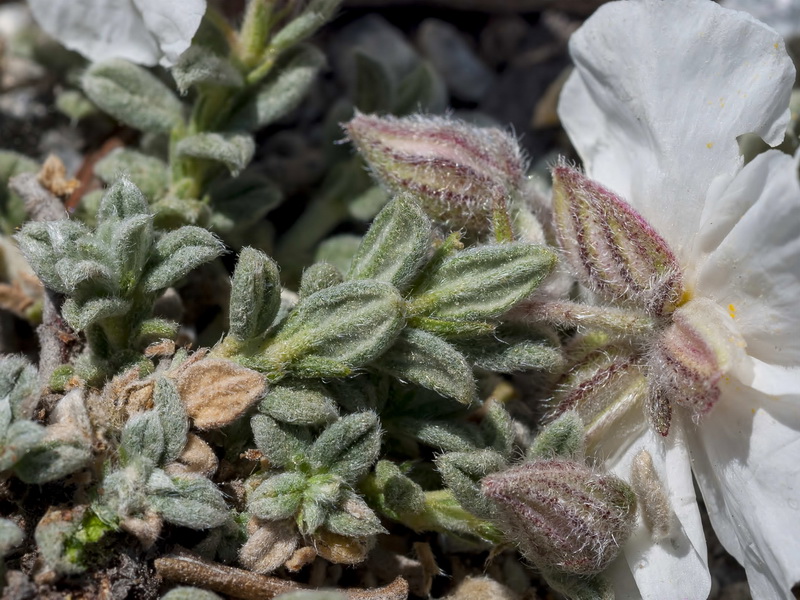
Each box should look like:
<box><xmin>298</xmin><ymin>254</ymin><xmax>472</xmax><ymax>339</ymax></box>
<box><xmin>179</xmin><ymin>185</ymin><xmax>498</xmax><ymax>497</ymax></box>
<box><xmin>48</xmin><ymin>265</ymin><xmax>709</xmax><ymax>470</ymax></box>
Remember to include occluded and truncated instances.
<box><xmin>347</xmin><ymin>195</ymin><xmax>431</xmax><ymax>292</ymax></box>
<box><xmin>176</xmin><ymin>133</ymin><xmax>255</xmax><ymax>176</ymax></box>
<box><xmin>82</xmin><ymin>58</ymin><xmax>184</xmax><ymax>133</ymax></box>
<box><xmin>373</xmin><ymin>328</ymin><xmax>476</xmax><ymax>405</ymax></box>
<box><xmin>229</xmin><ymin>248</ymin><xmax>281</xmax><ymax>340</ymax></box>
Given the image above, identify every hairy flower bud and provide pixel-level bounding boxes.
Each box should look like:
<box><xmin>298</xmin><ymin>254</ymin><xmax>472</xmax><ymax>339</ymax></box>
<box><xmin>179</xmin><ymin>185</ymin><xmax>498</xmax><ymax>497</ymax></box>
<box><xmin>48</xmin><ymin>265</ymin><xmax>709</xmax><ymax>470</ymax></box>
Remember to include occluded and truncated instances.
<box><xmin>482</xmin><ymin>459</ymin><xmax>637</xmax><ymax>575</ymax></box>
<box><xmin>344</xmin><ymin>113</ymin><xmax>526</xmax><ymax>238</ymax></box>
<box><xmin>551</xmin><ymin>162</ymin><xmax>683</xmax><ymax>316</ymax></box>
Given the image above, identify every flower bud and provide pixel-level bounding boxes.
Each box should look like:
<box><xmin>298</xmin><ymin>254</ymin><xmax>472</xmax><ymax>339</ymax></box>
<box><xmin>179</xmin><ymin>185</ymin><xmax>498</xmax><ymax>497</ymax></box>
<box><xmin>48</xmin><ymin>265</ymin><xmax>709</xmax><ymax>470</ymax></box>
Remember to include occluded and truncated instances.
<box><xmin>551</xmin><ymin>162</ymin><xmax>683</xmax><ymax>316</ymax></box>
<box><xmin>344</xmin><ymin>113</ymin><xmax>526</xmax><ymax>238</ymax></box>
<box><xmin>482</xmin><ymin>459</ymin><xmax>637</xmax><ymax>575</ymax></box>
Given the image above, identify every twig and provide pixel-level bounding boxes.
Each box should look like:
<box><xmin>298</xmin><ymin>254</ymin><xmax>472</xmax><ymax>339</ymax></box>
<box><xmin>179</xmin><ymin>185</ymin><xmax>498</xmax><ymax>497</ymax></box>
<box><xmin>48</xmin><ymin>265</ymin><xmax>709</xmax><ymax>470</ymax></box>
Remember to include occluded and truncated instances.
<box><xmin>156</xmin><ymin>552</ymin><xmax>409</xmax><ymax>600</ymax></box>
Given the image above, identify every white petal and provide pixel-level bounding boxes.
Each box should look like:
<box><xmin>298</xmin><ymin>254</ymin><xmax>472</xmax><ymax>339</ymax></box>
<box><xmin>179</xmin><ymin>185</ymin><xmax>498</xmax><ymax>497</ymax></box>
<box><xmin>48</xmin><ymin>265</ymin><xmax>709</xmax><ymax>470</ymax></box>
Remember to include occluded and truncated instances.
<box><xmin>694</xmin><ymin>149</ymin><xmax>800</xmax><ymax>366</ymax></box>
<box><xmin>28</xmin><ymin>0</ymin><xmax>205</xmax><ymax>67</ymax></box>
<box><xmin>688</xmin><ymin>380</ymin><xmax>800</xmax><ymax>599</ymax></box>
<box><xmin>133</xmin><ymin>0</ymin><xmax>206</xmax><ymax>67</ymax></box>
<box><xmin>722</xmin><ymin>0</ymin><xmax>800</xmax><ymax>41</ymax></box>
<box><xmin>605</xmin><ymin>426</ymin><xmax>710</xmax><ymax>600</ymax></box>
<box><xmin>558</xmin><ymin>0</ymin><xmax>794</xmax><ymax>265</ymax></box>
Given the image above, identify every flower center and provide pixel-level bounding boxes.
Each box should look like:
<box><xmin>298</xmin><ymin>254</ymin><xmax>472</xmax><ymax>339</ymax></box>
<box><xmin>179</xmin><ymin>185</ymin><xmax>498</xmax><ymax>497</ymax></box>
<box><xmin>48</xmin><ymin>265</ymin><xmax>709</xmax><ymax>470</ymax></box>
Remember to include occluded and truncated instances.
<box><xmin>645</xmin><ymin>297</ymin><xmax>746</xmax><ymax>435</ymax></box>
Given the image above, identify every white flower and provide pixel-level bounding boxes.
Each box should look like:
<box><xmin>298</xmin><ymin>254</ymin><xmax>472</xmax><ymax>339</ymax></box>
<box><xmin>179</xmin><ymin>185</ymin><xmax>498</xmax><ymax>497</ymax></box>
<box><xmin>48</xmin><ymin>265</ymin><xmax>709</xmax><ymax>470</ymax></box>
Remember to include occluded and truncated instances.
<box><xmin>28</xmin><ymin>0</ymin><xmax>207</xmax><ymax>67</ymax></box>
<box><xmin>556</xmin><ymin>0</ymin><xmax>800</xmax><ymax>598</ymax></box>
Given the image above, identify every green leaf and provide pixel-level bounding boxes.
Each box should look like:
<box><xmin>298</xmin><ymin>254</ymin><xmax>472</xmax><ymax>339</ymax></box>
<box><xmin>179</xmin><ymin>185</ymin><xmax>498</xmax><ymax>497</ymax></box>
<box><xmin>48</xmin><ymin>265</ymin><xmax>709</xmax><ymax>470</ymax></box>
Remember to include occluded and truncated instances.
<box><xmin>153</xmin><ymin>377</ymin><xmax>189</xmax><ymax>464</ymax></box>
<box><xmin>480</xmin><ymin>401</ymin><xmax>515</xmax><ymax>459</ymax></box>
<box><xmin>526</xmin><ymin>411</ymin><xmax>585</xmax><ymax>461</ymax></box>
<box><xmin>94</xmin><ymin>149</ymin><xmax>169</xmax><ymax>200</ymax></box>
<box><xmin>54</xmin><ymin>258</ymin><xmax>115</xmax><ymax>294</ymax></box>
<box><xmin>208</xmin><ymin>173</ymin><xmax>283</xmax><ymax>234</ymax></box>
<box><xmin>251</xmin><ymin>414</ymin><xmax>311</xmax><ymax>469</ymax></box>
<box><xmin>299</xmin><ymin>262</ymin><xmax>343</xmax><ymax>298</ymax></box>
<box><xmin>121</xmin><ymin>411</ymin><xmax>165</xmax><ymax>465</ymax></box>
<box><xmin>0</xmin><ymin>518</ymin><xmax>24</xmax><ymax>557</ymax></box>
<box><xmin>16</xmin><ymin>221</ymin><xmax>89</xmax><ymax>294</ymax></box>
<box><xmin>373</xmin><ymin>328</ymin><xmax>476</xmax><ymax>405</ymax></box>
<box><xmin>436</xmin><ymin>450</ymin><xmax>506</xmax><ymax>520</ymax></box>
<box><xmin>257</xmin><ymin>280</ymin><xmax>405</xmax><ymax>379</ymax></box>
<box><xmin>0</xmin><ymin>420</ymin><xmax>44</xmax><ymax>472</ymax></box>
<box><xmin>171</xmin><ymin>45</ymin><xmax>244</xmax><ymax>93</ymax></box>
<box><xmin>352</xmin><ymin>51</ymin><xmax>394</xmax><ymax>113</ymax></box>
<box><xmin>409</xmin><ymin>242</ymin><xmax>557</xmax><ymax>322</ymax></box>
<box><xmin>147</xmin><ymin>471</ymin><xmax>229</xmax><ymax>529</ymax></box>
<box><xmin>395</xmin><ymin>418</ymin><xmax>481</xmax><ymax>453</ymax></box>
<box><xmin>308</xmin><ymin>412</ymin><xmax>380</xmax><ymax>484</ymax></box>
<box><xmin>230</xmin><ymin>45</ymin><xmax>326</xmax><ymax>130</ymax></box>
<box><xmin>324</xmin><ymin>491</ymin><xmax>385</xmax><ymax>537</ymax></box>
<box><xmin>176</xmin><ymin>133</ymin><xmax>255</xmax><ymax>176</ymax></box>
<box><xmin>0</xmin><ymin>355</ymin><xmax>39</xmax><ymax>420</ymax></box>
<box><xmin>62</xmin><ymin>297</ymin><xmax>132</xmax><ymax>331</ymax></box>
<box><xmin>142</xmin><ymin>226</ymin><xmax>225</xmax><ymax>292</ymax></box>
<box><xmin>267</xmin><ymin>5</ymin><xmax>337</xmax><ymax>54</ymax></box>
<box><xmin>393</xmin><ymin>59</ymin><xmax>448</xmax><ymax>115</ymax></box>
<box><xmin>229</xmin><ymin>247</ymin><xmax>281</xmax><ymax>340</ymax></box>
<box><xmin>82</xmin><ymin>58</ymin><xmax>184</xmax><ymax>133</ymax></box>
<box><xmin>259</xmin><ymin>381</ymin><xmax>339</xmax><ymax>427</ymax></box>
<box><xmin>111</xmin><ymin>214</ymin><xmax>154</xmax><ymax>294</ymax></box>
<box><xmin>97</xmin><ymin>178</ymin><xmax>151</xmax><ymax>221</ymax></box>
<box><xmin>14</xmin><ymin>439</ymin><xmax>93</xmax><ymax>484</ymax></box>
<box><xmin>365</xmin><ymin>460</ymin><xmax>425</xmax><ymax>521</ymax></box>
<box><xmin>248</xmin><ymin>472</ymin><xmax>307</xmax><ymax>521</ymax></box>
<box><xmin>347</xmin><ymin>195</ymin><xmax>431</xmax><ymax>292</ymax></box>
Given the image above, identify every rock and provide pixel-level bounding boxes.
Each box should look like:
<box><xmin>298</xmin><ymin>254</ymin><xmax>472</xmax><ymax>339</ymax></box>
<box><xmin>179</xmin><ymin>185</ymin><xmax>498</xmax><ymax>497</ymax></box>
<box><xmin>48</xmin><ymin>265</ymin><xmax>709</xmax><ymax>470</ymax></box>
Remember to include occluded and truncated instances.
<box><xmin>417</xmin><ymin>19</ymin><xmax>495</xmax><ymax>103</ymax></box>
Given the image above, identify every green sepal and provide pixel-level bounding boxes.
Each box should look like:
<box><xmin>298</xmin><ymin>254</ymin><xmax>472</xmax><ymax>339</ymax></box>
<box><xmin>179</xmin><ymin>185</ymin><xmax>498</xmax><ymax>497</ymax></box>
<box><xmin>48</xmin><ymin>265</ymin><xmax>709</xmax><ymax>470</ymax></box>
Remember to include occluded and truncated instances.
<box><xmin>436</xmin><ymin>449</ymin><xmax>507</xmax><ymax>519</ymax></box>
<box><xmin>373</xmin><ymin>328</ymin><xmax>476</xmax><ymax>405</ymax></box>
<box><xmin>171</xmin><ymin>45</ymin><xmax>244</xmax><ymax>93</ymax></box>
<box><xmin>147</xmin><ymin>470</ymin><xmax>229</xmax><ymax>529</ymax></box>
<box><xmin>248</xmin><ymin>472</ymin><xmax>307</xmax><ymax>521</ymax></box>
<box><xmin>308</xmin><ymin>411</ymin><xmax>381</xmax><ymax>484</ymax></box>
<box><xmin>230</xmin><ymin>45</ymin><xmax>326</xmax><ymax>129</ymax></box>
<box><xmin>347</xmin><ymin>195</ymin><xmax>431</xmax><ymax>292</ymax></box>
<box><xmin>229</xmin><ymin>247</ymin><xmax>281</xmax><ymax>341</ymax></box>
<box><xmin>409</xmin><ymin>242</ymin><xmax>557</xmax><ymax>321</ymax></box>
<box><xmin>143</xmin><ymin>226</ymin><xmax>226</xmax><ymax>293</ymax></box>
<box><xmin>255</xmin><ymin>280</ymin><xmax>405</xmax><ymax>379</ymax></box>
<box><xmin>299</xmin><ymin>262</ymin><xmax>343</xmax><ymax>298</ymax></box>
<box><xmin>94</xmin><ymin>149</ymin><xmax>169</xmax><ymax>201</ymax></box>
<box><xmin>176</xmin><ymin>133</ymin><xmax>255</xmax><ymax>176</ymax></box>
<box><xmin>82</xmin><ymin>58</ymin><xmax>184</xmax><ymax>133</ymax></box>
<box><xmin>259</xmin><ymin>381</ymin><xmax>339</xmax><ymax>427</ymax></box>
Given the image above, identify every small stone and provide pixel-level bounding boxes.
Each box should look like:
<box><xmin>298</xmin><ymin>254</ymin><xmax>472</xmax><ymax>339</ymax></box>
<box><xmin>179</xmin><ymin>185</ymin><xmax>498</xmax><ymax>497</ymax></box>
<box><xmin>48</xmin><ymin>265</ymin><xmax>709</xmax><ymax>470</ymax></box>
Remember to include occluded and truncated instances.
<box><xmin>417</xmin><ymin>19</ymin><xmax>495</xmax><ymax>103</ymax></box>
